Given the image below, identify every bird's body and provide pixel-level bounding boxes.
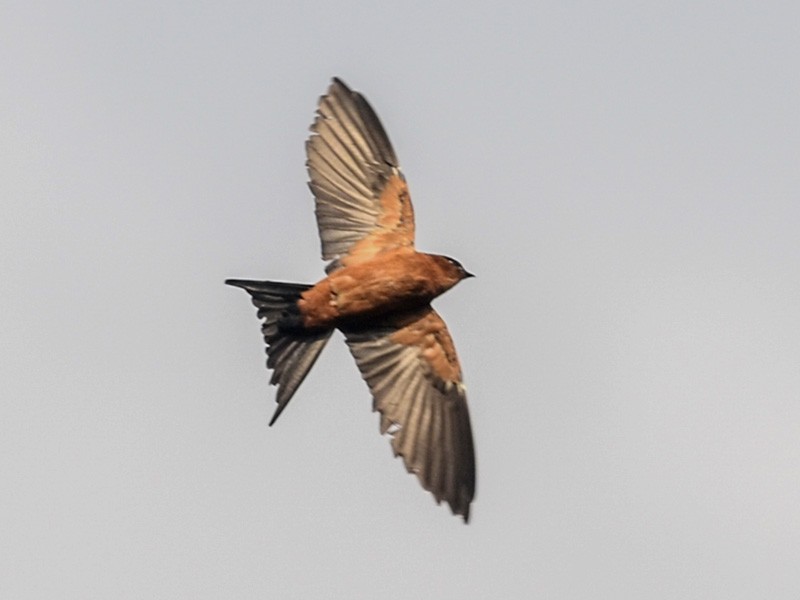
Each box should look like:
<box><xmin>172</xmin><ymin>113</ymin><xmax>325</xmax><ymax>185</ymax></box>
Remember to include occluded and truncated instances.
<box><xmin>227</xmin><ymin>78</ymin><xmax>476</xmax><ymax>521</ymax></box>
<box><xmin>299</xmin><ymin>248</ymin><xmax>466</xmax><ymax>329</ymax></box>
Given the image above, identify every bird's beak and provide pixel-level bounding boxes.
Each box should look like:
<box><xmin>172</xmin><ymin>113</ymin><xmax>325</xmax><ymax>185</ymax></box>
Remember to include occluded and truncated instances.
<box><xmin>463</xmin><ymin>271</ymin><xmax>475</xmax><ymax>279</ymax></box>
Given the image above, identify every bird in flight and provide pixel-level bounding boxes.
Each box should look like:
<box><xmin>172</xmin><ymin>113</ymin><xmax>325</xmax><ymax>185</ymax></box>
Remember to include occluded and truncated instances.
<box><xmin>227</xmin><ymin>78</ymin><xmax>476</xmax><ymax>521</ymax></box>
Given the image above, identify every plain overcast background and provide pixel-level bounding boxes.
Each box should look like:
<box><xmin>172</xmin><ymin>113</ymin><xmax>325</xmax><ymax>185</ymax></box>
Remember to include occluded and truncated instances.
<box><xmin>2</xmin><ymin>2</ymin><xmax>799</xmax><ymax>598</ymax></box>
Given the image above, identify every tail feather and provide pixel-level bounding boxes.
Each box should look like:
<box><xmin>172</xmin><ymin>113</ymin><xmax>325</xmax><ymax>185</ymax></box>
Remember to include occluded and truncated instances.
<box><xmin>226</xmin><ymin>279</ymin><xmax>333</xmax><ymax>425</ymax></box>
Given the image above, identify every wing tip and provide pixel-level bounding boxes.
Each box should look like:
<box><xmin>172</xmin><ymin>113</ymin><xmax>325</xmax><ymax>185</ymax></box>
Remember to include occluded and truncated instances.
<box><xmin>268</xmin><ymin>404</ymin><xmax>285</xmax><ymax>427</ymax></box>
<box><xmin>331</xmin><ymin>76</ymin><xmax>349</xmax><ymax>90</ymax></box>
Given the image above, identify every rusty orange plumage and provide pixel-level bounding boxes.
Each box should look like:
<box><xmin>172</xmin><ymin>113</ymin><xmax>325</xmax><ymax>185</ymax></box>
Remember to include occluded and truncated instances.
<box><xmin>227</xmin><ymin>78</ymin><xmax>476</xmax><ymax>521</ymax></box>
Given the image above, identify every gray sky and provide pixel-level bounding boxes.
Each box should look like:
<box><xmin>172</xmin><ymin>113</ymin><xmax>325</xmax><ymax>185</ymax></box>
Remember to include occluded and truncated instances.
<box><xmin>3</xmin><ymin>2</ymin><xmax>799</xmax><ymax>598</ymax></box>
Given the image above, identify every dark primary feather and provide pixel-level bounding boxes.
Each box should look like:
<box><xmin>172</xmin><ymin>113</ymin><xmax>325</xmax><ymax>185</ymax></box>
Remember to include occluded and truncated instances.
<box><xmin>225</xmin><ymin>279</ymin><xmax>333</xmax><ymax>425</ymax></box>
<box><xmin>307</xmin><ymin>78</ymin><xmax>402</xmax><ymax>264</ymax></box>
<box><xmin>343</xmin><ymin>324</ymin><xmax>476</xmax><ymax>522</ymax></box>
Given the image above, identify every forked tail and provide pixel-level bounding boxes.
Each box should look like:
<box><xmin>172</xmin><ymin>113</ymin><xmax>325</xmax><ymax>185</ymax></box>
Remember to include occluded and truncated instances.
<box><xmin>226</xmin><ymin>279</ymin><xmax>333</xmax><ymax>425</ymax></box>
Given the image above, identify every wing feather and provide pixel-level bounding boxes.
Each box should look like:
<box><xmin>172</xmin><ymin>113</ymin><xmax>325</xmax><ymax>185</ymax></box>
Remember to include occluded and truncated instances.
<box><xmin>343</xmin><ymin>307</ymin><xmax>476</xmax><ymax>521</ymax></box>
<box><xmin>307</xmin><ymin>78</ymin><xmax>415</xmax><ymax>269</ymax></box>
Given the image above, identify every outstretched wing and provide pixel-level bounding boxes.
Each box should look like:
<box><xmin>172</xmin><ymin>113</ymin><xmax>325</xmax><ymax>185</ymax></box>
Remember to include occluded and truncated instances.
<box><xmin>307</xmin><ymin>78</ymin><xmax>415</xmax><ymax>271</ymax></box>
<box><xmin>343</xmin><ymin>307</ymin><xmax>476</xmax><ymax>522</ymax></box>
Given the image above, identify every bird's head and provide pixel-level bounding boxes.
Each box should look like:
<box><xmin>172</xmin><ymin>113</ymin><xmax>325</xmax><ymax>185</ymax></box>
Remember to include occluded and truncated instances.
<box><xmin>431</xmin><ymin>255</ymin><xmax>475</xmax><ymax>289</ymax></box>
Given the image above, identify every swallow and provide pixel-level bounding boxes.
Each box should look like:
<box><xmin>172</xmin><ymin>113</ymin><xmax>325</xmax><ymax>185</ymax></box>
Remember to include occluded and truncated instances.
<box><xmin>227</xmin><ymin>78</ymin><xmax>476</xmax><ymax>521</ymax></box>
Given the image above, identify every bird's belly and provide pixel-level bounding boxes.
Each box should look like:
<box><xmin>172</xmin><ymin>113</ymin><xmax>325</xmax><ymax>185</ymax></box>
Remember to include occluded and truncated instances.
<box><xmin>299</xmin><ymin>253</ymin><xmax>441</xmax><ymax>328</ymax></box>
<box><xmin>333</xmin><ymin>273</ymin><xmax>434</xmax><ymax>320</ymax></box>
